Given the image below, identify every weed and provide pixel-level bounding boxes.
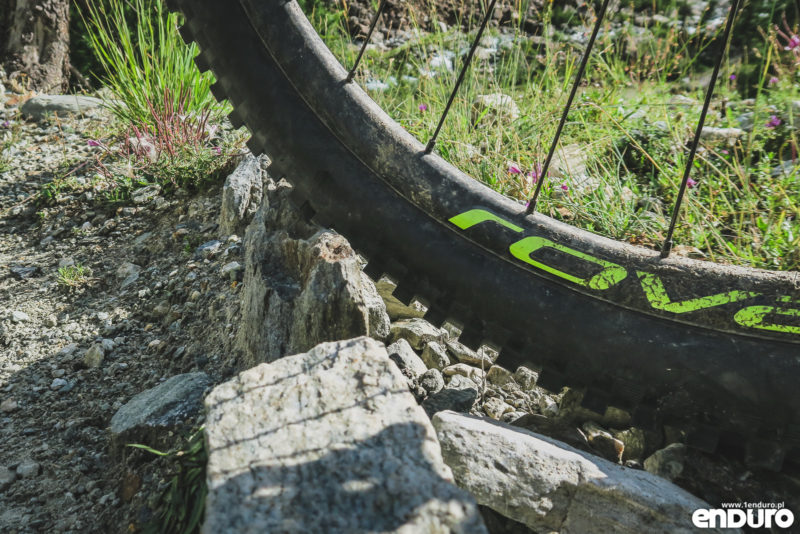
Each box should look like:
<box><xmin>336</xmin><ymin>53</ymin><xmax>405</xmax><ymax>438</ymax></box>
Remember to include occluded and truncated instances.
<box><xmin>57</xmin><ymin>265</ymin><xmax>91</xmax><ymax>287</ymax></box>
<box><xmin>79</xmin><ymin>0</ymin><xmax>224</xmax><ymax>128</ymax></box>
<box><xmin>129</xmin><ymin>428</ymin><xmax>207</xmax><ymax>534</ymax></box>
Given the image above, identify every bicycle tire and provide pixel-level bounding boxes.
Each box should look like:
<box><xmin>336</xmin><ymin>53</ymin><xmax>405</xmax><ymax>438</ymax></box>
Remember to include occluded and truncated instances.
<box><xmin>168</xmin><ymin>0</ymin><xmax>800</xmax><ymax>465</ymax></box>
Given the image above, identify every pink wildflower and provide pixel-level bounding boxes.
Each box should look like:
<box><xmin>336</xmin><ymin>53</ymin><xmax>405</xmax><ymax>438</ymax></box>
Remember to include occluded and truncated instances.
<box><xmin>687</xmin><ymin>178</ymin><xmax>698</xmax><ymax>188</ymax></box>
<box><xmin>418</xmin><ymin>103</ymin><xmax>428</xmax><ymax>112</ymax></box>
<box><xmin>766</xmin><ymin>115</ymin><xmax>782</xmax><ymax>129</ymax></box>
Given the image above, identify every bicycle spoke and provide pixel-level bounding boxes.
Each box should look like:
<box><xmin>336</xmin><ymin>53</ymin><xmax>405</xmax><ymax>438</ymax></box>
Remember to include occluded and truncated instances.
<box><xmin>425</xmin><ymin>0</ymin><xmax>498</xmax><ymax>154</ymax></box>
<box><xmin>346</xmin><ymin>0</ymin><xmax>387</xmax><ymax>82</ymax></box>
<box><xmin>525</xmin><ymin>0</ymin><xmax>611</xmax><ymax>215</ymax></box>
<box><xmin>660</xmin><ymin>0</ymin><xmax>742</xmax><ymax>258</ymax></box>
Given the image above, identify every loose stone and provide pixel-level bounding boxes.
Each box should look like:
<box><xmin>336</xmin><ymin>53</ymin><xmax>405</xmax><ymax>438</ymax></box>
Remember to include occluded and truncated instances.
<box><xmin>421</xmin><ymin>342</ymin><xmax>450</xmax><ymax>370</ymax></box>
<box><xmin>420</xmin><ymin>368</ymin><xmax>445</xmax><ymax>395</ymax></box>
<box><xmin>83</xmin><ymin>344</ymin><xmax>105</xmax><ymax>368</ymax></box>
<box><xmin>16</xmin><ymin>460</ymin><xmax>40</xmax><ymax>479</ymax></box>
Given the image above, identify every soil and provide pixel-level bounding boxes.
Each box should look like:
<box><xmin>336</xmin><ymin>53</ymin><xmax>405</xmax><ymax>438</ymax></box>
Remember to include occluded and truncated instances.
<box><xmin>0</xmin><ymin>107</ymin><xmax>244</xmax><ymax>532</ymax></box>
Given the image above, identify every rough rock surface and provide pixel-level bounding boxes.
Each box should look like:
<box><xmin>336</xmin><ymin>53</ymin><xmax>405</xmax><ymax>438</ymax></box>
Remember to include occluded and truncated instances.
<box><xmin>110</xmin><ymin>372</ymin><xmax>210</xmax><ymax>451</ymax></box>
<box><xmin>203</xmin><ymin>337</ymin><xmax>487</xmax><ymax>533</ymax></box>
<box><xmin>20</xmin><ymin>95</ymin><xmax>102</xmax><ymax>120</ymax></box>
<box><xmin>432</xmin><ymin>411</ymin><xmax>731</xmax><ymax>534</ymax></box>
<box><xmin>386</xmin><ymin>338</ymin><xmax>428</xmax><ymax>378</ymax></box>
<box><xmin>218</xmin><ymin>153</ymin><xmax>265</xmax><ymax>235</ymax></box>
<box><xmin>236</xmin><ymin>179</ymin><xmax>390</xmax><ymax>365</ymax></box>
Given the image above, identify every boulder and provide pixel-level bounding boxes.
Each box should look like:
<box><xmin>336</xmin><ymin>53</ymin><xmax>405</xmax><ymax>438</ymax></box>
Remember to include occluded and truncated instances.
<box><xmin>433</xmin><ymin>411</ymin><xmax>730</xmax><ymax>534</ymax></box>
<box><xmin>236</xmin><ymin>180</ymin><xmax>390</xmax><ymax>365</ymax></box>
<box><xmin>203</xmin><ymin>337</ymin><xmax>487</xmax><ymax>533</ymax></box>
<box><xmin>20</xmin><ymin>94</ymin><xmax>102</xmax><ymax>120</ymax></box>
<box><xmin>218</xmin><ymin>153</ymin><xmax>265</xmax><ymax>235</ymax></box>
<box><xmin>110</xmin><ymin>372</ymin><xmax>210</xmax><ymax>451</ymax></box>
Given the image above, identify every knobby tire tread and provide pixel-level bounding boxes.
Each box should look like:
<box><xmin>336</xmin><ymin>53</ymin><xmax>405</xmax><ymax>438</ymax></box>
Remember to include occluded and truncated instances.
<box><xmin>169</xmin><ymin>0</ymin><xmax>800</xmax><ymax>467</ymax></box>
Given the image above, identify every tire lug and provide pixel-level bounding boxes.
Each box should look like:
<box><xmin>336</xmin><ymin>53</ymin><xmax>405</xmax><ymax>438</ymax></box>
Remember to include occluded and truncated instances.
<box><xmin>391</xmin><ymin>284</ymin><xmax>415</xmax><ymax>306</ymax></box>
<box><xmin>178</xmin><ymin>24</ymin><xmax>194</xmax><ymax>44</ymax></box>
<box><xmin>686</xmin><ymin>425</ymin><xmax>720</xmax><ymax>453</ymax></box>
<box><xmin>580</xmin><ymin>388</ymin><xmax>610</xmax><ymax>415</ymax></box>
<box><xmin>745</xmin><ymin>439</ymin><xmax>785</xmax><ymax>471</ymax></box>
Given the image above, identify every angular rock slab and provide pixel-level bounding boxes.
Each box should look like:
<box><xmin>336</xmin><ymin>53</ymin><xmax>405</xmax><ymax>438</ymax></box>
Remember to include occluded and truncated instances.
<box><xmin>110</xmin><ymin>372</ymin><xmax>210</xmax><ymax>451</ymax></box>
<box><xmin>218</xmin><ymin>153</ymin><xmax>264</xmax><ymax>235</ymax></box>
<box><xmin>204</xmin><ymin>338</ymin><xmax>487</xmax><ymax>534</ymax></box>
<box><xmin>432</xmin><ymin>411</ymin><xmax>733</xmax><ymax>534</ymax></box>
<box><xmin>236</xmin><ymin>180</ymin><xmax>390</xmax><ymax>366</ymax></box>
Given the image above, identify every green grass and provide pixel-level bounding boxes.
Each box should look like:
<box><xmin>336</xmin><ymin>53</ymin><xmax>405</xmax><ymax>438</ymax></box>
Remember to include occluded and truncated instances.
<box><xmin>79</xmin><ymin>0</ymin><xmax>223</xmax><ymax>127</ymax></box>
<box><xmin>68</xmin><ymin>0</ymin><xmax>248</xmax><ymax>200</ymax></box>
<box><xmin>57</xmin><ymin>264</ymin><xmax>91</xmax><ymax>287</ymax></box>
<box><xmin>302</xmin><ymin>1</ymin><xmax>800</xmax><ymax>271</ymax></box>
<box><xmin>129</xmin><ymin>428</ymin><xmax>207</xmax><ymax>534</ymax></box>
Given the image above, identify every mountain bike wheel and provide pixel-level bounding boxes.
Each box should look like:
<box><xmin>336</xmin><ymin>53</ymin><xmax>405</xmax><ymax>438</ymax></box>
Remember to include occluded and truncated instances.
<box><xmin>167</xmin><ymin>0</ymin><xmax>800</xmax><ymax>468</ymax></box>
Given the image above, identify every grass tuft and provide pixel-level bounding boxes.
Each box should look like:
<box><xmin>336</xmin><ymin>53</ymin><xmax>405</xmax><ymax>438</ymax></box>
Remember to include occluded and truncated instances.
<box><xmin>78</xmin><ymin>0</ymin><xmax>224</xmax><ymax>127</ymax></box>
<box><xmin>57</xmin><ymin>264</ymin><xmax>91</xmax><ymax>287</ymax></box>
<box><xmin>130</xmin><ymin>428</ymin><xmax>207</xmax><ymax>534</ymax></box>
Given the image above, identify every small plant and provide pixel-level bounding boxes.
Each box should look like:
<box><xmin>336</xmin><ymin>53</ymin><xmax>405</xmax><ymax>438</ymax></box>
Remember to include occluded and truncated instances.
<box><xmin>129</xmin><ymin>428</ymin><xmax>207</xmax><ymax>534</ymax></box>
<box><xmin>79</xmin><ymin>0</ymin><xmax>224</xmax><ymax>128</ymax></box>
<box><xmin>57</xmin><ymin>264</ymin><xmax>91</xmax><ymax>287</ymax></box>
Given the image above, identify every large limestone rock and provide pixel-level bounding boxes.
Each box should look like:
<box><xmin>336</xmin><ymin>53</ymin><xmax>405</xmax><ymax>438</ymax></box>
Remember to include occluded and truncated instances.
<box><xmin>203</xmin><ymin>337</ymin><xmax>487</xmax><ymax>533</ymax></box>
<box><xmin>432</xmin><ymin>411</ymin><xmax>733</xmax><ymax>534</ymax></box>
<box><xmin>236</xmin><ymin>180</ymin><xmax>390</xmax><ymax>365</ymax></box>
<box><xmin>110</xmin><ymin>372</ymin><xmax>209</xmax><ymax>451</ymax></box>
<box><xmin>218</xmin><ymin>153</ymin><xmax>265</xmax><ymax>235</ymax></box>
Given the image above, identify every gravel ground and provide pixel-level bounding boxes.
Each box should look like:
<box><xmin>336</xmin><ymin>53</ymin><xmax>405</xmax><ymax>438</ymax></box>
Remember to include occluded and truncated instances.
<box><xmin>0</xmin><ymin>99</ymin><xmax>243</xmax><ymax>532</ymax></box>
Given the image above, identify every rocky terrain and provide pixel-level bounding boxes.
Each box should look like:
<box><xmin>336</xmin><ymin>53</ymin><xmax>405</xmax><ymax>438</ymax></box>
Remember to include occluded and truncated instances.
<box><xmin>1</xmin><ymin>87</ymin><xmax>799</xmax><ymax>533</ymax></box>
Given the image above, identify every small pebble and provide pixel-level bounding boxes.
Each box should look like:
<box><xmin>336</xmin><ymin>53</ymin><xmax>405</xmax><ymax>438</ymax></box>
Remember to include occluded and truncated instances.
<box><xmin>11</xmin><ymin>310</ymin><xmax>30</xmax><ymax>323</ymax></box>
<box><xmin>0</xmin><ymin>399</ymin><xmax>18</xmax><ymax>413</ymax></box>
<box><xmin>50</xmin><ymin>378</ymin><xmax>68</xmax><ymax>390</ymax></box>
<box><xmin>16</xmin><ymin>460</ymin><xmax>40</xmax><ymax>479</ymax></box>
<box><xmin>83</xmin><ymin>344</ymin><xmax>105</xmax><ymax>368</ymax></box>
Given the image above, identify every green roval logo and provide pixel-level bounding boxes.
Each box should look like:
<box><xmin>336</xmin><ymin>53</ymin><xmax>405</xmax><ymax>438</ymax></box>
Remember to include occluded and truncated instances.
<box><xmin>449</xmin><ymin>208</ymin><xmax>800</xmax><ymax>336</ymax></box>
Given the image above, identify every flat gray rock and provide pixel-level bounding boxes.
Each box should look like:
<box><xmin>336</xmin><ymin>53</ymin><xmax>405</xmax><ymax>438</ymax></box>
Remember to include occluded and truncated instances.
<box><xmin>432</xmin><ymin>411</ymin><xmax>734</xmax><ymax>534</ymax></box>
<box><xmin>204</xmin><ymin>337</ymin><xmax>487</xmax><ymax>534</ymax></box>
<box><xmin>110</xmin><ymin>372</ymin><xmax>210</xmax><ymax>450</ymax></box>
<box><xmin>20</xmin><ymin>94</ymin><xmax>102</xmax><ymax>120</ymax></box>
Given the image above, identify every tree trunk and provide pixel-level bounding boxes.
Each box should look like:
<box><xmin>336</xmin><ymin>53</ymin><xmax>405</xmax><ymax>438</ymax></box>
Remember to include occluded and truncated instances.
<box><xmin>0</xmin><ymin>0</ymin><xmax>70</xmax><ymax>93</ymax></box>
